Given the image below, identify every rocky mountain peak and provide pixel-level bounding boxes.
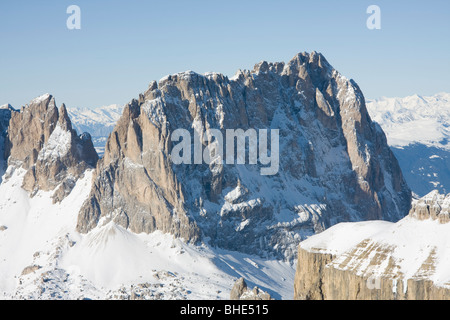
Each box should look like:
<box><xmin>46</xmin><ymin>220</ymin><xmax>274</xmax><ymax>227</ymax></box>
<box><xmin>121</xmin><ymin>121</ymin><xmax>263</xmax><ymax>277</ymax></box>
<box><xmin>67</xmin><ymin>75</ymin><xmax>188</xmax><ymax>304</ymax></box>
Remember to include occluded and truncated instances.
<box><xmin>4</xmin><ymin>94</ymin><xmax>99</xmax><ymax>202</ymax></box>
<box><xmin>58</xmin><ymin>103</ymin><xmax>73</xmax><ymax>131</ymax></box>
<box><xmin>77</xmin><ymin>51</ymin><xmax>411</xmax><ymax>260</ymax></box>
<box><xmin>409</xmin><ymin>190</ymin><xmax>450</xmax><ymax>223</ymax></box>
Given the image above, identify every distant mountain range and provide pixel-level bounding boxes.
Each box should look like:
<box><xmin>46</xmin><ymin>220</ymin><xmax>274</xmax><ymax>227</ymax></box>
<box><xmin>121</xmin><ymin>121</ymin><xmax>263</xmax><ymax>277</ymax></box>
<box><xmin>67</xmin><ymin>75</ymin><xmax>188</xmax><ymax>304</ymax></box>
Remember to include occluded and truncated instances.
<box><xmin>2</xmin><ymin>102</ymin><xmax>124</xmax><ymax>158</ymax></box>
<box><xmin>67</xmin><ymin>104</ymin><xmax>123</xmax><ymax>156</ymax></box>
<box><xmin>367</xmin><ymin>93</ymin><xmax>450</xmax><ymax>197</ymax></box>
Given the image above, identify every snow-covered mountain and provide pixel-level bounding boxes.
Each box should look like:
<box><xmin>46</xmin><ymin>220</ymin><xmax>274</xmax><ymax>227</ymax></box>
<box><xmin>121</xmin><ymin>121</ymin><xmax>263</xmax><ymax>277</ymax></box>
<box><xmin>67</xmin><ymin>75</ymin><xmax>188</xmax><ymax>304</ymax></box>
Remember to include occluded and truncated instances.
<box><xmin>0</xmin><ymin>167</ymin><xmax>294</xmax><ymax>299</ymax></box>
<box><xmin>367</xmin><ymin>93</ymin><xmax>450</xmax><ymax>197</ymax></box>
<box><xmin>0</xmin><ymin>94</ymin><xmax>293</xmax><ymax>300</ymax></box>
<box><xmin>0</xmin><ymin>52</ymin><xmax>412</xmax><ymax>299</ymax></box>
<box><xmin>67</xmin><ymin>105</ymin><xmax>124</xmax><ymax>156</ymax></box>
<box><xmin>77</xmin><ymin>51</ymin><xmax>410</xmax><ymax>262</ymax></box>
<box><xmin>56</xmin><ymin>92</ymin><xmax>450</xmax><ymax>198</ymax></box>
<box><xmin>367</xmin><ymin>93</ymin><xmax>450</xmax><ymax>150</ymax></box>
<box><xmin>1</xmin><ymin>103</ymin><xmax>124</xmax><ymax>158</ymax></box>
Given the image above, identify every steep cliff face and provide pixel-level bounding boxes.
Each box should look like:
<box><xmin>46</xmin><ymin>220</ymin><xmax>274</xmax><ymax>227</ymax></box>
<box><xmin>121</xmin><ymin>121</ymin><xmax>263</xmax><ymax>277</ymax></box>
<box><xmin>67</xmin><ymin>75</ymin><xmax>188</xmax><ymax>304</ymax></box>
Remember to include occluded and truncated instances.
<box><xmin>294</xmin><ymin>247</ymin><xmax>450</xmax><ymax>300</ymax></box>
<box><xmin>77</xmin><ymin>51</ymin><xmax>411</xmax><ymax>260</ymax></box>
<box><xmin>294</xmin><ymin>191</ymin><xmax>450</xmax><ymax>300</ymax></box>
<box><xmin>4</xmin><ymin>94</ymin><xmax>98</xmax><ymax>202</ymax></box>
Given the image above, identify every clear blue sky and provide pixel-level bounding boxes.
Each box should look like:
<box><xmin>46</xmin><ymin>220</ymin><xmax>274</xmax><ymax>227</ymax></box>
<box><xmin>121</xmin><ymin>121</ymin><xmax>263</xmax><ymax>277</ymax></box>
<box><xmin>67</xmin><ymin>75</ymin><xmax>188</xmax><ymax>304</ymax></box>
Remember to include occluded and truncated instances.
<box><xmin>1</xmin><ymin>0</ymin><xmax>449</xmax><ymax>108</ymax></box>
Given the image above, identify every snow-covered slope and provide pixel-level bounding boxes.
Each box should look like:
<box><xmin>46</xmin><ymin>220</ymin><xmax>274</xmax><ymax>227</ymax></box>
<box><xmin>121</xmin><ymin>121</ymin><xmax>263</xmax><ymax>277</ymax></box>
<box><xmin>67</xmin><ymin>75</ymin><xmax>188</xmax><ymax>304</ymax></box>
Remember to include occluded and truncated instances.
<box><xmin>367</xmin><ymin>93</ymin><xmax>450</xmax><ymax>197</ymax></box>
<box><xmin>389</xmin><ymin>145</ymin><xmax>449</xmax><ymax>197</ymax></box>
<box><xmin>0</xmin><ymin>167</ymin><xmax>295</xmax><ymax>300</ymax></box>
<box><xmin>367</xmin><ymin>93</ymin><xmax>450</xmax><ymax>150</ymax></box>
<box><xmin>301</xmin><ymin>218</ymin><xmax>450</xmax><ymax>288</ymax></box>
<box><xmin>300</xmin><ymin>196</ymin><xmax>450</xmax><ymax>291</ymax></box>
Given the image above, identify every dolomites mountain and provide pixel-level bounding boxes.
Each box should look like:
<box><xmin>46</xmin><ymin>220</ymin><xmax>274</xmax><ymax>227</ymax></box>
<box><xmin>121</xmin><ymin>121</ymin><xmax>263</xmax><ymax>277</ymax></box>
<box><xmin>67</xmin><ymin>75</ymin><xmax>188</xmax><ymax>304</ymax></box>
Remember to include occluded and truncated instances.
<box><xmin>3</xmin><ymin>94</ymin><xmax>98</xmax><ymax>202</ymax></box>
<box><xmin>294</xmin><ymin>190</ymin><xmax>450</xmax><ymax>300</ymax></box>
<box><xmin>408</xmin><ymin>190</ymin><xmax>450</xmax><ymax>223</ymax></box>
<box><xmin>77</xmin><ymin>51</ymin><xmax>411</xmax><ymax>260</ymax></box>
<box><xmin>0</xmin><ymin>51</ymin><xmax>424</xmax><ymax>300</ymax></box>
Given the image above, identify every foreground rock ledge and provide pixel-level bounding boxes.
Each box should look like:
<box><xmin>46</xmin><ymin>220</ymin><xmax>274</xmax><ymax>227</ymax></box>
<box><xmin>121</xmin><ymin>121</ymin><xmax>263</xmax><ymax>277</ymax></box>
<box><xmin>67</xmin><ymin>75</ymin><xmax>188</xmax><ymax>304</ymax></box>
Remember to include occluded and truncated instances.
<box><xmin>294</xmin><ymin>191</ymin><xmax>450</xmax><ymax>300</ymax></box>
<box><xmin>294</xmin><ymin>247</ymin><xmax>450</xmax><ymax>300</ymax></box>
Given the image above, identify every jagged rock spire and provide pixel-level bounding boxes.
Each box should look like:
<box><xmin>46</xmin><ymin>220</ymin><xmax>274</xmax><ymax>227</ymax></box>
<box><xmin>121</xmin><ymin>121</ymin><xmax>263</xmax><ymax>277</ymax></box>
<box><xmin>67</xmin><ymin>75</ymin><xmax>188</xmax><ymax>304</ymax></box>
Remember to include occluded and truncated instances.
<box><xmin>4</xmin><ymin>94</ymin><xmax>98</xmax><ymax>202</ymax></box>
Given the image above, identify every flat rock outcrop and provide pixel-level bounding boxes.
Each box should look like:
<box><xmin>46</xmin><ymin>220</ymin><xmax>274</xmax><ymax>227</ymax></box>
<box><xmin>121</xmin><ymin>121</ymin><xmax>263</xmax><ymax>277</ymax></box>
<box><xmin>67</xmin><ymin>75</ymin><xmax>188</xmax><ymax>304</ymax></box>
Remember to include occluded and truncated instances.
<box><xmin>294</xmin><ymin>191</ymin><xmax>450</xmax><ymax>300</ymax></box>
<box><xmin>294</xmin><ymin>247</ymin><xmax>450</xmax><ymax>300</ymax></box>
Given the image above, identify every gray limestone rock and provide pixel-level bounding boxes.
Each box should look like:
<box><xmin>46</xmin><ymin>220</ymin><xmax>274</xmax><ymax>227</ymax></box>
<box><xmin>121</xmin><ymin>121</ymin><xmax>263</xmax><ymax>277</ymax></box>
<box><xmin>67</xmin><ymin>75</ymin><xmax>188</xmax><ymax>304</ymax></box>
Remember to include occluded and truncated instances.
<box><xmin>4</xmin><ymin>94</ymin><xmax>98</xmax><ymax>202</ymax></box>
<box><xmin>77</xmin><ymin>52</ymin><xmax>411</xmax><ymax>260</ymax></box>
